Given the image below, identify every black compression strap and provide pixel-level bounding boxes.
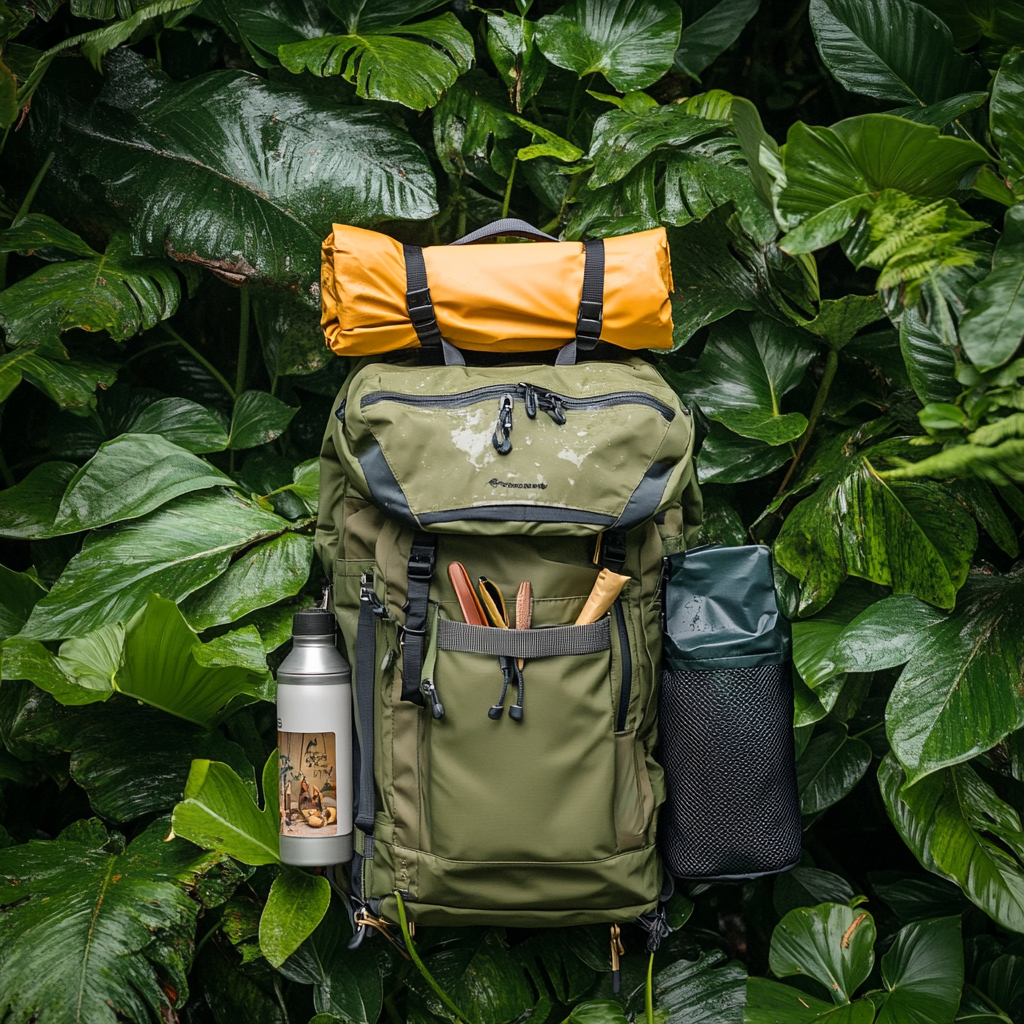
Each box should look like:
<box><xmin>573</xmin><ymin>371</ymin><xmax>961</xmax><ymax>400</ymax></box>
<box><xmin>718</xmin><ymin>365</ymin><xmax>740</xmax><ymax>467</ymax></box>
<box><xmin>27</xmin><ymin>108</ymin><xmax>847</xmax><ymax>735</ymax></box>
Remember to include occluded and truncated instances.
<box><xmin>403</xmin><ymin>243</ymin><xmax>442</xmax><ymax>348</ymax></box>
<box><xmin>401</xmin><ymin>532</ymin><xmax>436</xmax><ymax>705</ymax></box>
<box><xmin>354</xmin><ymin>583</ymin><xmax>378</xmax><ymax>840</ymax></box>
<box><xmin>575</xmin><ymin>239</ymin><xmax>605</xmax><ymax>349</ymax></box>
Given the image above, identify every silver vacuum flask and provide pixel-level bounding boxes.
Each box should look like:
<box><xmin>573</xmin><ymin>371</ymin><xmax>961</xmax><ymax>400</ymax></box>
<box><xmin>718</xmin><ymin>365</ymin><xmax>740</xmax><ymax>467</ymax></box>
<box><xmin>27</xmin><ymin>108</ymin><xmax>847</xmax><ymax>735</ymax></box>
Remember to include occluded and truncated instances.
<box><xmin>276</xmin><ymin>608</ymin><xmax>353</xmax><ymax>867</ymax></box>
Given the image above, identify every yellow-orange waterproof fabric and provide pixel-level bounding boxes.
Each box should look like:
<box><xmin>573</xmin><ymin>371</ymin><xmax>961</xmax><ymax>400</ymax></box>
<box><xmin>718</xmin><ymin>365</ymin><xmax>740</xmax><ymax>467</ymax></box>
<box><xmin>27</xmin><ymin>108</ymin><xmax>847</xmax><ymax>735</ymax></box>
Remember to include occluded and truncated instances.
<box><xmin>321</xmin><ymin>225</ymin><xmax>674</xmax><ymax>355</ymax></box>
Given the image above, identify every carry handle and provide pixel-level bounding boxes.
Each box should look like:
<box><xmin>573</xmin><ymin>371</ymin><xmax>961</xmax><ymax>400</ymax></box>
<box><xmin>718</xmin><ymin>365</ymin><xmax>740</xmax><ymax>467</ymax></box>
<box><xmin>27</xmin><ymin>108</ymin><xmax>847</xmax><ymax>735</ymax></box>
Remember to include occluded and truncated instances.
<box><xmin>450</xmin><ymin>217</ymin><xmax>557</xmax><ymax>245</ymax></box>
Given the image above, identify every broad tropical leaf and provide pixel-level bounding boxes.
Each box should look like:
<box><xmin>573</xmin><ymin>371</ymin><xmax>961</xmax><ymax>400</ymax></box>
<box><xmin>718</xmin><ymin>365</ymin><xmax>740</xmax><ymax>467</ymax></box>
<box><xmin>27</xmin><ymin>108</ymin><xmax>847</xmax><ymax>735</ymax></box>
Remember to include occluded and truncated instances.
<box><xmin>991</xmin><ymin>48</ymin><xmax>1024</xmax><ymax>196</ymax></box>
<box><xmin>0</xmin><ymin>217</ymin><xmax>191</xmax><ymax>346</ymax></box>
<box><xmin>770</xmin><ymin>903</ymin><xmax>876</xmax><ymax>1004</ymax></box>
<box><xmin>228</xmin><ymin>390</ymin><xmax>297</xmax><ymax>449</ymax></box>
<box><xmin>693</xmin><ymin>423</ymin><xmax>790</xmax><ymax>484</ymax></box>
<box><xmin>259</xmin><ymin>866</ymin><xmax>331</xmax><ymax>968</ymax></box>
<box><xmin>0</xmin><ymin>461</ymin><xmax>77</xmax><ymax>539</ymax></box>
<box><xmin>0</xmin><ymin>820</ymin><xmax>199</xmax><ymax>1024</ymax></box>
<box><xmin>809</xmin><ymin>0</ymin><xmax>984</xmax><ymax>105</ymax></box>
<box><xmin>535</xmin><ymin>0</ymin><xmax>682</xmax><ymax>92</ymax></box>
<box><xmin>487</xmin><ymin>8</ymin><xmax>548</xmax><ymax>111</ymax></box>
<box><xmin>49</xmin><ymin>49</ymin><xmax>437</xmax><ymax>288</ymax></box>
<box><xmin>673</xmin><ymin>0</ymin><xmax>760</xmax><ymax>81</ymax></box>
<box><xmin>0</xmin><ymin>565</ymin><xmax>45</xmax><ymax>640</ymax></box>
<box><xmin>797</xmin><ymin>725</ymin><xmax>872</xmax><ymax>814</ymax></box>
<box><xmin>899</xmin><ymin>302</ymin><xmax>959</xmax><ymax>405</ymax></box>
<box><xmin>880</xmin><ymin>755</ymin><xmax>1024</xmax><ymax>933</ymax></box>
<box><xmin>253</xmin><ymin>290</ymin><xmax>332</xmax><ymax>384</ymax></box>
<box><xmin>774</xmin><ymin>867</ymin><xmax>857</xmax><ymax>918</ymax></box>
<box><xmin>325</xmin><ymin>0</ymin><xmax>448</xmax><ymax>32</ymax></box>
<box><xmin>777</xmin><ymin>116</ymin><xmax>990</xmax><ymax>253</ymax></box>
<box><xmin>873</xmin><ymin>916</ymin><xmax>963</xmax><ymax>1024</ymax></box>
<box><xmin>746</xmin><ymin>977</ymin><xmax>875</xmax><ymax>1022</ymax></box>
<box><xmin>0</xmin><ymin>342</ymin><xmax>117</xmax><ymax>413</ymax></box>
<box><xmin>19</xmin><ymin>489</ymin><xmax>299</xmax><ymax>640</ymax></box>
<box><xmin>654</xmin><ymin>949</ymin><xmax>747</xmax><ymax>1024</ymax></box>
<box><xmin>279</xmin><ymin>13</ymin><xmax>474</xmax><ymax>111</ymax></box>
<box><xmin>797</xmin><ymin>295</ymin><xmax>885</xmax><ymax>351</ymax></box>
<box><xmin>671</xmin><ymin>315</ymin><xmax>817</xmax><ymax>444</ymax></box>
<box><xmin>126</xmin><ymin>396</ymin><xmax>230</xmax><ymax>454</ymax></box>
<box><xmin>172</xmin><ymin>752</ymin><xmax>280</xmax><ymax>866</ymax></box>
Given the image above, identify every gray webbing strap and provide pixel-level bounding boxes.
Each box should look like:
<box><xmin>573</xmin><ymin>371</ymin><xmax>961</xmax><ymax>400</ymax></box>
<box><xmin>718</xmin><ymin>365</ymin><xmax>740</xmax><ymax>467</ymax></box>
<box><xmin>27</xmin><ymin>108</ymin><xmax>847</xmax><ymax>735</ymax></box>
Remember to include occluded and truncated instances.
<box><xmin>437</xmin><ymin>618</ymin><xmax>611</xmax><ymax>659</ymax></box>
<box><xmin>354</xmin><ymin>586</ymin><xmax>377</xmax><ymax>856</ymax></box>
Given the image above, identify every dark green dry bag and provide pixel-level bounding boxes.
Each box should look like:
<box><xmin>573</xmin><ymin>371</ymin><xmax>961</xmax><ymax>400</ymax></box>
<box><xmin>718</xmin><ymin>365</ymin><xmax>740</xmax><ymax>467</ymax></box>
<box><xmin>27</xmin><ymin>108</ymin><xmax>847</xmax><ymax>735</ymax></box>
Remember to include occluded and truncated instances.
<box><xmin>658</xmin><ymin>544</ymin><xmax>801</xmax><ymax>880</ymax></box>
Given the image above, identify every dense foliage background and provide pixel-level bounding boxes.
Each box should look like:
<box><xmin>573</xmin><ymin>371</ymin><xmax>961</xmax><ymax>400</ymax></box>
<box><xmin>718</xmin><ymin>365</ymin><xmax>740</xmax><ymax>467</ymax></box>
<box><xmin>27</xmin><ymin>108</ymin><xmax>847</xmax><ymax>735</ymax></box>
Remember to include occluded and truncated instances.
<box><xmin>0</xmin><ymin>0</ymin><xmax>1022</xmax><ymax>1021</ymax></box>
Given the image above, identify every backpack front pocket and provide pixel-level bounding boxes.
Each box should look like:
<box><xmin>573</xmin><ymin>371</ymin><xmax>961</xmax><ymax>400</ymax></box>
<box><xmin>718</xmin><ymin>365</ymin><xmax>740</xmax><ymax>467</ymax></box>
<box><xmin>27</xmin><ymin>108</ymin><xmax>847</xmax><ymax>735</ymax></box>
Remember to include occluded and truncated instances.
<box><xmin>419</xmin><ymin>613</ymin><xmax>622</xmax><ymax>863</ymax></box>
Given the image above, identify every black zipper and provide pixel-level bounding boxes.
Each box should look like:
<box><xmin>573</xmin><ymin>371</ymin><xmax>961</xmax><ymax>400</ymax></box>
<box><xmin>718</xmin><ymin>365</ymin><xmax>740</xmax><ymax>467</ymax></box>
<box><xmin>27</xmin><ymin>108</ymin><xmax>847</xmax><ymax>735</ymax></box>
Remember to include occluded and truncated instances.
<box><xmin>613</xmin><ymin>599</ymin><xmax>632</xmax><ymax>732</ymax></box>
<box><xmin>361</xmin><ymin>384</ymin><xmax>675</xmax><ymax>421</ymax></box>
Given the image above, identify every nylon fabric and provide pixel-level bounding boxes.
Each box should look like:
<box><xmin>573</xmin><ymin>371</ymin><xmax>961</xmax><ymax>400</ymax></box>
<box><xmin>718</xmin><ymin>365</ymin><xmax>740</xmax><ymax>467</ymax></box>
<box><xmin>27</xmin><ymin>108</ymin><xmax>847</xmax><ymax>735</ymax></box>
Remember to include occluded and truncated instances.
<box><xmin>321</xmin><ymin>225</ymin><xmax>673</xmax><ymax>355</ymax></box>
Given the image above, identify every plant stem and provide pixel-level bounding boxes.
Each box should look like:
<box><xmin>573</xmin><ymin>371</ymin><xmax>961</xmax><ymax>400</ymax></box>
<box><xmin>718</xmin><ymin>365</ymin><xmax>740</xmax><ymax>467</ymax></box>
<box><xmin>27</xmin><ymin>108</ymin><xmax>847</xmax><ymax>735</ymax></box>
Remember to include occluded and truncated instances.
<box><xmin>0</xmin><ymin>151</ymin><xmax>54</xmax><ymax>289</ymax></box>
<box><xmin>646</xmin><ymin>951</ymin><xmax>655</xmax><ymax>1024</ymax></box>
<box><xmin>235</xmin><ymin>287</ymin><xmax>250</xmax><ymax>398</ymax></box>
<box><xmin>158</xmin><ymin>323</ymin><xmax>236</xmax><ymax>400</ymax></box>
<box><xmin>393</xmin><ymin>891</ymin><xmax>473</xmax><ymax>1024</ymax></box>
<box><xmin>500</xmin><ymin>157</ymin><xmax>518</xmax><ymax>220</ymax></box>
<box><xmin>272</xmin><ymin>976</ymin><xmax>291</xmax><ymax>1024</ymax></box>
<box><xmin>775</xmin><ymin>346</ymin><xmax>839</xmax><ymax>496</ymax></box>
<box><xmin>565</xmin><ymin>77</ymin><xmax>584</xmax><ymax>140</ymax></box>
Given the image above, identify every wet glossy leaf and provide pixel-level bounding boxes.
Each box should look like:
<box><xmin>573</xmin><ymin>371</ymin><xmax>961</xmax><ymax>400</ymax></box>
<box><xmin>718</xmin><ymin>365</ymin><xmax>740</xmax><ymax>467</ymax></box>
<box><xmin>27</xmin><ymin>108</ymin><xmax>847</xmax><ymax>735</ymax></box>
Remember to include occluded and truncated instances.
<box><xmin>834</xmin><ymin>570</ymin><xmax>1024</xmax><ymax>783</ymax></box>
<box><xmin>0</xmin><ymin>566</ymin><xmax>45</xmax><ymax>641</ymax></box>
<box><xmin>279</xmin><ymin>13</ymin><xmax>473</xmax><ymax>111</ymax></box>
<box><xmin>564</xmin><ymin>1000</ymin><xmax>629</xmax><ymax>1023</ymax></box>
<box><xmin>172</xmin><ymin>751</ymin><xmax>280</xmax><ymax>865</ymax></box>
<box><xmin>770</xmin><ymin>902</ymin><xmax>876</xmax><ymax>1003</ymax></box>
<box><xmin>899</xmin><ymin>302</ymin><xmax>959</xmax><ymax>405</ymax></box>
<box><xmin>228</xmin><ymin>390</ymin><xmax>297</xmax><ymax>449</ymax></box>
<box><xmin>798</xmin><ymin>294</ymin><xmax>885</xmax><ymax>351</ymax></box>
<box><xmin>692</xmin><ymin>424</ymin><xmax>790</xmax><ymax>484</ymax></box>
<box><xmin>486</xmin><ymin>9</ymin><xmax>548</xmax><ymax>111</ymax></box>
<box><xmin>673</xmin><ymin>0</ymin><xmax>760</xmax><ymax>80</ymax></box>
<box><xmin>253</xmin><ymin>291</ymin><xmax>332</xmax><ymax>384</ymax></box>
<box><xmin>127</xmin><ymin>397</ymin><xmax>230</xmax><ymax>454</ymax></box>
<box><xmin>259</xmin><ymin>866</ymin><xmax>330</xmax><ymax>967</ymax></box>
<box><xmin>774</xmin><ymin>867</ymin><xmax>856</xmax><ymax>918</ymax></box>
<box><xmin>746</xmin><ymin>978</ymin><xmax>875</xmax><ymax>1022</ymax></box>
<box><xmin>51</xmin><ymin>49</ymin><xmax>437</xmax><ymax>289</ymax></box>
<box><xmin>673</xmin><ymin>316</ymin><xmax>817</xmax><ymax>445</ymax></box>
<box><xmin>20</xmin><ymin>490</ymin><xmax>296</xmax><ymax>640</ymax></box>
<box><xmin>279</xmin><ymin>900</ymin><xmax>383</xmax><ymax>1023</ymax></box>
<box><xmin>778</xmin><ymin>116</ymin><xmax>989</xmax><ymax>253</ymax></box>
<box><xmin>655</xmin><ymin>949</ymin><xmax>746</xmax><ymax>1024</ymax></box>
<box><xmin>0</xmin><ymin>343</ymin><xmax>117</xmax><ymax>413</ymax></box>
<box><xmin>873</xmin><ymin>915</ymin><xmax>963</xmax><ymax>1024</ymax></box>
<box><xmin>991</xmin><ymin>49</ymin><xmax>1024</xmax><ymax>194</ymax></box>
<box><xmin>797</xmin><ymin>725</ymin><xmax>872</xmax><ymax>814</ymax></box>
<box><xmin>0</xmin><ymin>217</ymin><xmax>190</xmax><ymax>347</ymax></box>
<box><xmin>0</xmin><ymin>820</ymin><xmax>198</xmax><ymax>1024</ymax></box>
<box><xmin>535</xmin><ymin>0</ymin><xmax>682</xmax><ymax>92</ymax></box>
<box><xmin>880</xmin><ymin>755</ymin><xmax>1024</xmax><ymax>933</ymax></box>
<box><xmin>775</xmin><ymin>439</ymin><xmax>977</xmax><ymax>613</ymax></box>
<box><xmin>809</xmin><ymin>0</ymin><xmax>984</xmax><ymax>105</ymax></box>
<box><xmin>513</xmin><ymin>930</ymin><xmax>600</xmax><ymax>1004</ymax></box>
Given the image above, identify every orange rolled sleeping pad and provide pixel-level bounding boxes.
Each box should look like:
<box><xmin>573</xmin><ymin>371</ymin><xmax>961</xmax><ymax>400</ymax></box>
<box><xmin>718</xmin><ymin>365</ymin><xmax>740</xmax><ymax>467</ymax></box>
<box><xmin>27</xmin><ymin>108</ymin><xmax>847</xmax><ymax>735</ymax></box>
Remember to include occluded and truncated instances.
<box><xmin>320</xmin><ymin>223</ymin><xmax>674</xmax><ymax>356</ymax></box>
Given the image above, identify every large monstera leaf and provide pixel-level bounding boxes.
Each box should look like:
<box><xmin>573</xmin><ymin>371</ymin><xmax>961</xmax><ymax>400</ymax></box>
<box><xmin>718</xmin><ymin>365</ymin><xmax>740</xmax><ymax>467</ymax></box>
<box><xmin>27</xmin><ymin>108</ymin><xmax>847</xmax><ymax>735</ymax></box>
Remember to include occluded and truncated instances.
<box><xmin>48</xmin><ymin>49</ymin><xmax>436</xmax><ymax>288</ymax></box>
<box><xmin>0</xmin><ymin>819</ymin><xmax>200</xmax><ymax>1024</ymax></box>
<box><xmin>535</xmin><ymin>0</ymin><xmax>682</xmax><ymax>93</ymax></box>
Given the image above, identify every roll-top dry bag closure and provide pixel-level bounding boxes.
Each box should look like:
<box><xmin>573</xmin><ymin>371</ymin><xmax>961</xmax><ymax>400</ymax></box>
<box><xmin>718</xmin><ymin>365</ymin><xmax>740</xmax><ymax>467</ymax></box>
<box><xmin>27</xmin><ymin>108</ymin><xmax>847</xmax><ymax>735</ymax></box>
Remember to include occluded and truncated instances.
<box><xmin>320</xmin><ymin>223</ymin><xmax>674</xmax><ymax>356</ymax></box>
<box><xmin>331</xmin><ymin>357</ymin><xmax>694</xmax><ymax>536</ymax></box>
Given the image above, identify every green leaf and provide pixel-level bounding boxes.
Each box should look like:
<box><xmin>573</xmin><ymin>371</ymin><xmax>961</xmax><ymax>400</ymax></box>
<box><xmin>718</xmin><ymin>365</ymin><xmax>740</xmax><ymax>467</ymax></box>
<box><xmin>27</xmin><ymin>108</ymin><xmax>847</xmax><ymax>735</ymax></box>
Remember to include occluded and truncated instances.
<box><xmin>959</xmin><ymin>208</ymin><xmax>1024</xmax><ymax>371</ymax></box>
<box><xmin>127</xmin><ymin>397</ymin><xmax>230</xmax><ymax>454</ymax></box>
<box><xmin>486</xmin><ymin>9</ymin><xmax>548</xmax><ymax>111</ymax></box>
<box><xmin>0</xmin><ymin>565</ymin><xmax>46</xmax><ymax>641</ymax></box>
<box><xmin>172</xmin><ymin>751</ymin><xmax>280</xmax><ymax>865</ymax></box>
<box><xmin>899</xmin><ymin>302</ymin><xmax>959</xmax><ymax>405</ymax></box>
<box><xmin>880</xmin><ymin>754</ymin><xmax>1024</xmax><ymax>934</ymax></box>
<box><xmin>809</xmin><ymin>0</ymin><xmax>984</xmax><ymax>105</ymax></box>
<box><xmin>563</xmin><ymin>1000</ymin><xmax>629</xmax><ymax>1023</ymax></box>
<box><xmin>587</xmin><ymin>104</ymin><xmax>723</xmax><ymax>189</ymax></box>
<box><xmin>20</xmin><ymin>490</ymin><xmax>296</xmax><ymax>640</ymax></box>
<box><xmin>836</xmin><ymin>570</ymin><xmax>1024</xmax><ymax>783</ymax></box>
<box><xmin>770</xmin><ymin>903</ymin><xmax>876</xmax><ymax>1004</ymax></box>
<box><xmin>506</xmin><ymin>113</ymin><xmax>583</xmax><ymax>162</ymax></box>
<box><xmin>259</xmin><ymin>866</ymin><xmax>331</xmax><ymax>968</ymax></box>
<box><xmin>0</xmin><ymin>56</ymin><xmax>17</xmax><ymax>129</ymax></box>
<box><xmin>180</xmin><ymin>532</ymin><xmax>313</xmax><ymax>631</ymax></box>
<box><xmin>0</xmin><ymin>219</ymin><xmax>189</xmax><ymax>347</ymax></box>
<box><xmin>888</xmin><ymin>90</ymin><xmax>989</xmax><ymax>128</ymax></box>
<box><xmin>695</xmin><ymin>488</ymin><xmax>747</xmax><ymax>546</ymax></box>
<box><xmin>672</xmin><ymin>316</ymin><xmax>817</xmax><ymax>444</ymax></box>
<box><xmin>253</xmin><ymin>290</ymin><xmax>332</xmax><ymax>384</ymax></box>
<box><xmin>326</xmin><ymin>0</ymin><xmax>449</xmax><ymax>32</ymax></box>
<box><xmin>791</xmin><ymin>582</ymin><xmax>877</xmax><ymax>690</ymax></box>
<box><xmin>673</xmin><ymin>0</ymin><xmax>760</xmax><ymax>80</ymax></box>
<box><xmin>535</xmin><ymin>0</ymin><xmax>682</xmax><ymax>92</ymax></box>
<box><xmin>745</xmin><ymin>977</ymin><xmax>876</xmax><ymax>1023</ymax></box>
<box><xmin>692</xmin><ymin>423</ymin><xmax>790</xmax><ymax>484</ymax></box>
<box><xmin>2</xmin><ymin>626</ymin><xmax>123</xmax><ymax>705</ymax></box>
<box><xmin>774</xmin><ymin>867</ymin><xmax>856</xmax><ymax>918</ymax></box>
<box><xmin>775</xmin><ymin>439</ymin><xmax>978</xmax><ymax>612</ymax></box>
<box><xmin>48</xmin><ymin>433</ymin><xmax>231</xmax><ymax>536</ymax></box>
<box><xmin>228</xmin><ymin>390</ymin><xmax>297</xmax><ymax>450</ymax></box>
<box><xmin>50</xmin><ymin>48</ymin><xmax>436</xmax><ymax>289</ymax></box>
<box><xmin>278</xmin><ymin>12</ymin><xmax>474</xmax><ymax>111</ymax></box>
<box><xmin>566</xmin><ymin>158</ymin><xmax>660</xmax><ymax>239</ymax></box>
<box><xmin>114</xmin><ymin>594</ymin><xmax>269</xmax><ymax>726</ymax></box>
<box><xmin>798</xmin><ymin>295</ymin><xmax>885</xmax><ymax>352</ymax></box>
<box><xmin>797</xmin><ymin>725</ymin><xmax>873</xmax><ymax>814</ymax></box>
<box><xmin>991</xmin><ymin>49</ymin><xmax>1024</xmax><ymax>195</ymax></box>
<box><xmin>883</xmin><ymin>438</ymin><xmax>1024</xmax><ymax>486</ymax></box>
<box><xmin>0</xmin><ymin>820</ymin><xmax>199</xmax><ymax>1024</ymax></box>
<box><xmin>915</xmin><ymin>0</ymin><xmax>1024</xmax><ymax>48</ymax></box>
<box><xmin>654</xmin><ymin>949</ymin><xmax>747</xmax><ymax>1023</ymax></box>
<box><xmin>0</xmin><ymin>212</ymin><xmax>98</xmax><ymax>260</ymax></box>
<box><xmin>778</xmin><ymin>116</ymin><xmax>990</xmax><ymax>253</ymax></box>
<box><xmin>873</xmin><ymin>916</ymin><xmax>963</xmax><ymax>1024</ymax></box>
<box><xmin>0</xmin><ymin>343</ymin><xmax>117</xmax><ymax>413</ymax></box>
<box><xmin>278</xmin><ymin>900</ymin><xmax>383</xmax><ymax>1023</ymax></box>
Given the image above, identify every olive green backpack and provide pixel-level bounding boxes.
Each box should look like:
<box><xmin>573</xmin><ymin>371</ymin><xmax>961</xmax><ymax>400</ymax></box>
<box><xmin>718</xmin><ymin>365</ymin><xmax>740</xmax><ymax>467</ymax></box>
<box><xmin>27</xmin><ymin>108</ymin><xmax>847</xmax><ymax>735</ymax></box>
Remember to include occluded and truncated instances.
<box><xmin>315</xmin><ymin>348</ymin><xmax>702</xmax><ymax>942</ymax></box>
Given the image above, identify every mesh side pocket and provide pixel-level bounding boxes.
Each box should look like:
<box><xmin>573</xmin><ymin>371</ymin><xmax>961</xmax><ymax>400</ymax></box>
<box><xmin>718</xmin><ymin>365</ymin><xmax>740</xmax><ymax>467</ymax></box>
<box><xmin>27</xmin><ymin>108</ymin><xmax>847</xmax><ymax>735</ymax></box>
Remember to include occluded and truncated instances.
<box><xmin>658</xmin><ymin>664</ymin><xmax>801</xmax><ymax>880</ymax></box>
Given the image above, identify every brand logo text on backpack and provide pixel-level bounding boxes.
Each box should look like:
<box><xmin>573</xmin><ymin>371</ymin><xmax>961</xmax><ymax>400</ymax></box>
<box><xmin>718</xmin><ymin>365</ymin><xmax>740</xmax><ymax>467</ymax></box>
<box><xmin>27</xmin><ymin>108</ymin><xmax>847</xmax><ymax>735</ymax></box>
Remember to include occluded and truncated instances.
<box><xmin>489</xmin><ymin>478</ymin><xmax>548</xmax><ymax>489</ymax></box>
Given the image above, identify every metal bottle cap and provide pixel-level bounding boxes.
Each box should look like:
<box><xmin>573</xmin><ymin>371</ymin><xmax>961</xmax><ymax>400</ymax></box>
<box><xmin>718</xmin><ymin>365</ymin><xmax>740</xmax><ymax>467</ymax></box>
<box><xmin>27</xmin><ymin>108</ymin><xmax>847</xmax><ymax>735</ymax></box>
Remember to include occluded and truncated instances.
<box><xmin>291</xmin><ymin>609</ymin><xmax>337</xmax><ymax>636</ymax></box>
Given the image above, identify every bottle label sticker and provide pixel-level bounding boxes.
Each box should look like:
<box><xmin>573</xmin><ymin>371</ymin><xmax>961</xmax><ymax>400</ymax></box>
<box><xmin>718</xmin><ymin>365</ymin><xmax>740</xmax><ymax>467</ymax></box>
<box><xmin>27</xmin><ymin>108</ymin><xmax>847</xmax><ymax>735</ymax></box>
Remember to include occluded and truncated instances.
<box><xmin>278</xmin><ymin>731</ymin><xmax>338</xmax><ymax>837</ymax></box>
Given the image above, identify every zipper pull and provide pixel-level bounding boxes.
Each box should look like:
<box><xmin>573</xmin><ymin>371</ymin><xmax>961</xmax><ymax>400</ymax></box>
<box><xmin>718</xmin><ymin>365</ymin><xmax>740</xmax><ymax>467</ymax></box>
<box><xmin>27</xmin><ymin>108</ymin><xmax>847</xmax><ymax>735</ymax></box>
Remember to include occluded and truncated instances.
<box><xmin>538</xmin><ymin>389</ymin><xmax>567</xmax><ymax>425</ymax></box>
<box><xmin>610</xmin><ymin>923</ymin><xmax>625</xmax><ymax>994</ymax></box>
<box><xmin>421</xmin><ymin>678</ymin><xmax>445</xmax><ymax>719</ymax></box>
<box><xmin>488</xmin><ymin>657</ymin><xmax>513</xmax><ymax>719</ymax></box>
<box><xmin>359</xmin><ymin>573</ymin><xmax>388</xmax><ymax>618</ymax></box>
<box><xmin>519</xmin><ymin>382</ymin><xmax>538</xmax><ymax>419</ymax></box>
<box><xmin>492</xmin><ymin>393</ymin><xmax>514</xmax><ymax>455</ymax></box>
<box><xmin>509</xmin><ymin>660</ymin><xmax>524</xmax><ymax>722</ymax></box>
